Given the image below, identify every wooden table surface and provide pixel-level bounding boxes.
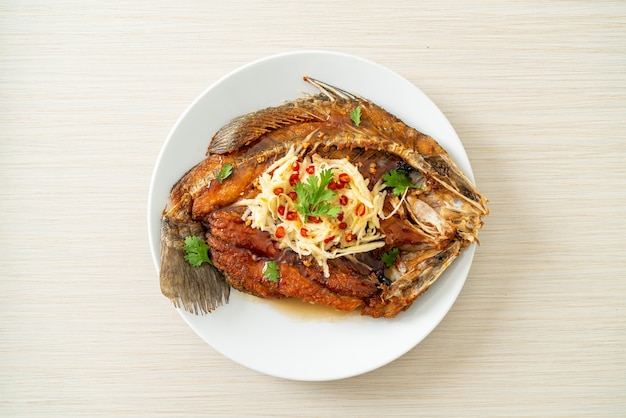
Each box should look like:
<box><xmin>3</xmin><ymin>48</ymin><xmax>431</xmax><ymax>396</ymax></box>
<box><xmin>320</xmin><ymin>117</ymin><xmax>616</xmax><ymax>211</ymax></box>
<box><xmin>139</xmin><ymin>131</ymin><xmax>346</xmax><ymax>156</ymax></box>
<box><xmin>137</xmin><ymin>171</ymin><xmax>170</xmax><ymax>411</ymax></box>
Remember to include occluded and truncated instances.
<box><xmin>2</xmin><ymin>1</ymin><xmax>625</xmax><ymax>416</ymax></box>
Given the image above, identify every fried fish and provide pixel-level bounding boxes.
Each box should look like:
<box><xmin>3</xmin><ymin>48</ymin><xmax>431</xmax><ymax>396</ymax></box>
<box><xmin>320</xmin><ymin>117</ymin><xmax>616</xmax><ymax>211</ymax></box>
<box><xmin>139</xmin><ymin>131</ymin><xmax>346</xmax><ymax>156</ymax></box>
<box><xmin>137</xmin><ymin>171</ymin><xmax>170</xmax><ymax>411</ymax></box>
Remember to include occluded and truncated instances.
<box><xmin>160</xmin><ymin>77</ymin><xmax>488</xmax><ymax>318</ymax></box>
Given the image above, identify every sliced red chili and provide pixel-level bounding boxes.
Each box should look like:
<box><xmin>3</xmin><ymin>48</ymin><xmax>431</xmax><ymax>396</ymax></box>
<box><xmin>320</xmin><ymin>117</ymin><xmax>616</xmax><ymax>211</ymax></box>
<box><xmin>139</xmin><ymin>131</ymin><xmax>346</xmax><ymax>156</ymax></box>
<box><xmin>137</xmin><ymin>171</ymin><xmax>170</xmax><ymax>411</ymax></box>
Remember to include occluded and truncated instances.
<box><xmin>277</xmin><ymin>205</ymin><xmax>286</xmax><ymax>216</ymax></box>
<box><xmin>339</xmin><ymin>195</ymin><xmax>348</xmax><ymax>205</ymax></box>
<box><xmin>308</xmin><ymin>216</ymin><xmax>321</xmax><ymax>223</ymax></box>
<box><xmin>338</xmin><ymin>222</ymin><xmax>348</xmax><ymax>230</ymax></box>
<box><xmin>338</xmin><ymin>173</ymin><xmax>351</xmax><ymax>184</ymax></box>
<box><xmin>337</xmin><ymin>213</ymin><xmax>344</xmax><ymax>221</ymax></box>
<box><xmin>275</xmin><ymin>226</ymin><xmax>285</xmax><ymax>239</ymax></box>
<box><xmin>286</xmin><ymin>211</ymin><xmax>297</xmax><ymax>221</ymax></box>
<box><xmin>273</xmin><ymin>187</ymin><xmax>284</xmax><ymax>195</ymax></box>
<box><xmin>289</xmin><ymin>173</ymin><xmax>299</xmax><ymax>186</ymax></box>
<box><xmin>291</xmin><ymin>161</ymin><xmax>300</xmax><ymax>171</ymax></box>
<box><xmin>306</xmin><ymin>165</ymin><xmax>315</xmax><ymax>174</ymax></box>
<box><xmin>300</xmin><ymin>227</ymin><xmax>308</xmax><ymax>237</ymax></box>
<box><xmin>323</xmin><ymin>236</ymin><xmax>335</xmax><ymax>244</ymax></box>
<box><xmin>288</xmin><ymin>191</ymin><xmax>298</xmax><ymax>201</ymax></box>
<box><xmin>345</xmin><ymin>232</ymin><xmax>356</xmax><ymax>242</ymax></box>
<box><xmin>355</xmin><ymin>203</ymin><xmax>366</xmax><ymax>217</ymax></box>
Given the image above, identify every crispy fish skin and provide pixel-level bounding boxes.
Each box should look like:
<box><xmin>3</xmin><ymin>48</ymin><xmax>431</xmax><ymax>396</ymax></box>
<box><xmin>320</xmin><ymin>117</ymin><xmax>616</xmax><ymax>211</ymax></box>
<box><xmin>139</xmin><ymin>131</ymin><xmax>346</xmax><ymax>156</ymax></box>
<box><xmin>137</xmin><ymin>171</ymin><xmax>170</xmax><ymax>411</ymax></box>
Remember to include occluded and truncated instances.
<box><xmin>160</xmin><ymin>77</ymin><xmax>488</xmax><ymax>318</ymax></box>
<box><xmin>207</xmin><ymin>208</ymin><xmax>380</xmax><ymax>299</ymax></box>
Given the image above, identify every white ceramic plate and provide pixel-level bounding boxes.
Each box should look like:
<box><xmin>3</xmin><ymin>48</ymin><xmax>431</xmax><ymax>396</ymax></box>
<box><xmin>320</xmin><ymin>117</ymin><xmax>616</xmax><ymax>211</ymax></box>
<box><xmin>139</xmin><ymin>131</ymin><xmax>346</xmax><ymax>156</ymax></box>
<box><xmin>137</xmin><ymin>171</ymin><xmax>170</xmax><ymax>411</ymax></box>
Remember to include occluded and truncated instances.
<box><xmin>148</xmin><ymin>50</ymin><xmax>477</xmax><ymax>381</ymax></box>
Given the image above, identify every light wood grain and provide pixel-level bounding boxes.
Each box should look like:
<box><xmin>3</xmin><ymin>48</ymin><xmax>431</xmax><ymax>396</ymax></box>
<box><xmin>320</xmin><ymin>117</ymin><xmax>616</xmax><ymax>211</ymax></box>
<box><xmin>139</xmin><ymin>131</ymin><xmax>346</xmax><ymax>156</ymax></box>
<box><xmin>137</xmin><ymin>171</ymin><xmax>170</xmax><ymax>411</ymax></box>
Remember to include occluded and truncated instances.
<box><xmin>1</xmin><ymin>1</ymin><xmax>625</xmax><ymax>416</ymax></box>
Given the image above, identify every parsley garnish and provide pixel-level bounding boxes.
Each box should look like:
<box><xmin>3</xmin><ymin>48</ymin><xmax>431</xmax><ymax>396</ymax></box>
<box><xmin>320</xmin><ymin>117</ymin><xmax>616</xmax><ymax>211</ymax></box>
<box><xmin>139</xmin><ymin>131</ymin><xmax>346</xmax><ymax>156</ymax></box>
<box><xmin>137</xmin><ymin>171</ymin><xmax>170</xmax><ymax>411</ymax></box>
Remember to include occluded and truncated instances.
<box><xmin>216</xmin><ymin>163</ymin><xmax>233</xmax><ymax>183</ymax></box>
<box><xmin>263</xmin><ymin>261</ymin><xmax>280</xmax><ymax>283</ymax></box>
<box><xmin>350</xmin><ymin>105</ymin><xmax>362</xmax><ymax>126</ymax></box>
<box><xmin>183</xmin><ymin>235</ymin><xmax>213</xmax><ymax>267</ymax></box>
<box><xmin>293</xmin><ymin>169</ymin><xmax>341</xmax><ymax>221</ymax></box>
<box><xmin>381</xmin><ymin>247</ymin><xmax>400</xmax><ymax>267</ymax></box>
<box><xmin>383</xmin><ymin>169</ymin><xmax>421</xmax><ymax>196</ymax></box>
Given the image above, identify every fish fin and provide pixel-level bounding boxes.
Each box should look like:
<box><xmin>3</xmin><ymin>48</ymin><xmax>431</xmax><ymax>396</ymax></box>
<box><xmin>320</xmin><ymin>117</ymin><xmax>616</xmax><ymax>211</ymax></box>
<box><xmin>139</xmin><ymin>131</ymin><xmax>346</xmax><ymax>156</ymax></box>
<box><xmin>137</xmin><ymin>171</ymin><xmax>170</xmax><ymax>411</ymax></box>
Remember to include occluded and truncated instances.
<box><xmin>208</xmin><ymin>77</ymin><xmax>358</xmax><ymax>155</ymax></box>
<box><xmin>208</xmin><ymin>104</ymin><xmax>323</xmax><ymax>154</ymax></box>
<box><xmin>303</xmin><ymin>76</ymin><xmax>360</xmax><ymax>101</ymax></box>
<box><xmin>159</xmin><ymin>215</ymin><xmax>230</xmax><ymax>314</ymax></box>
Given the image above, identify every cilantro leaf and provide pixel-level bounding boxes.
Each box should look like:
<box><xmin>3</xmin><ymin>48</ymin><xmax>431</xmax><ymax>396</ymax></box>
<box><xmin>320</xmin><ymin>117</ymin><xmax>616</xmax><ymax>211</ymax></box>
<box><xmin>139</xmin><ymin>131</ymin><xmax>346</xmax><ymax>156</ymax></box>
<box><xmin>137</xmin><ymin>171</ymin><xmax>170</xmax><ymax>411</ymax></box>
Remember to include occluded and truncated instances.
<box><xmin>383</xmin><ymin>169</ymin><xmax>421</xmax><ymax>196</ymax></box>
<box><xmin>216</xmin><ymin>163</ymin><xmax>233</xmax><ymax>183</ymax></box>
<box><xmin>294</xmin><ymin>169</ymin><xmax>340</xmax><ymax>221</ymax></box>
<box><xmin>263</xmin><ymin>261</ymin><xmax>280</xmax><ymax>283</ymax></box>
<box><xmin>350</xmin><ymin>105</ymin><xmax>361</xmax><ymax>126</ymax></box>
<box><xmin>183</xmin><ymin>235</ymin><xmax>213</xmax><ymax>267</ymax></box>
<box><xmin>381</xmin><ymin>247</ymin><xmax>400</xmax><ymax>268</ymax></box>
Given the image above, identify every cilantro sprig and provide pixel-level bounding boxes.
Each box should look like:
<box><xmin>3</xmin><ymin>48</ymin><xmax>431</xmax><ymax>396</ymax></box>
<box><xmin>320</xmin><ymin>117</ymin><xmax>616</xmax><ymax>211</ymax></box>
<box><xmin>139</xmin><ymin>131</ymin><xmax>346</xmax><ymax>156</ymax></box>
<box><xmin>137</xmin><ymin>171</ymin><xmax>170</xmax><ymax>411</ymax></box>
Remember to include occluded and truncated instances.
<box><xmin>381</xmin><ymin>247</ymin><xmax>400</xmax><ymax>268</ymax></box>
<box><xmin>350</xmin><ymin>105</ymin><xmax>362</xmax><ymax>126</ymax></box>
<box><xmin>383</xmin><ymin>169</ymin><xmax>421</xmax><ymax>196</ymax></box>
<box><xmin>215</xmin><ymin>163</ymin><xmax>233</xmax><ymax>183</ymax></box>
<box><xmin>263</xmin><ymin>261</ymin><xmax>280</xmax><ymax>283</ymax></box>
<box><xmin>183</xmin><ymin>235</ymin><xmax>213</xmax><ymax>267</ymax></box>
<box><xmin>293</xmin><ymin>169</ymin><xmax>341</xmax><ymax>221</ymax></box>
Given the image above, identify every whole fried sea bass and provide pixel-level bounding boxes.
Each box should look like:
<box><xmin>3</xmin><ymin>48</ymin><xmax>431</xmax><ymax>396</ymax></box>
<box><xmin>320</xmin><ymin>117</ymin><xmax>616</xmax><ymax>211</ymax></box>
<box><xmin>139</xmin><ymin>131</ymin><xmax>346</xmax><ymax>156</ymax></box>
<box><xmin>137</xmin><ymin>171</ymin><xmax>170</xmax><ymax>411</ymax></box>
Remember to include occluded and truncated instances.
<box><xmin>160</xmin><ymin>77</ymin><xmax>488</xmax><ymax>318</ymax></box>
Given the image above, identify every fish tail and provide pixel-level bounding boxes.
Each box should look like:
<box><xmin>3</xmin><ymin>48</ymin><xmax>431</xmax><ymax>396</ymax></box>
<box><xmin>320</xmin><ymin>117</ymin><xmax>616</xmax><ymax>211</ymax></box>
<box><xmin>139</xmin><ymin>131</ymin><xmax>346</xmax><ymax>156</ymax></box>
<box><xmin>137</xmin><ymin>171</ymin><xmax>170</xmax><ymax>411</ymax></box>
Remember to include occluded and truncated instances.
<box><xmin>159</xmin><ymin>196</ymin><xmax>230</xmax><ymax>314</ymax></box>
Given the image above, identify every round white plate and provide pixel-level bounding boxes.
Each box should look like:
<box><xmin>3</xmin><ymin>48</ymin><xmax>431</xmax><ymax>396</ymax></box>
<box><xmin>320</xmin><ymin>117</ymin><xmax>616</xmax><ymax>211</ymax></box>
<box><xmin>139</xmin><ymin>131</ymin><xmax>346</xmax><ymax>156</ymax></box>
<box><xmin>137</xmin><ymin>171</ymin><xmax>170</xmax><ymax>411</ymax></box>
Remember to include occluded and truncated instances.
<box><xmin>148</xmin><ymin>50</ymin><xmax>477</xmax><ymax>381</ymax></box>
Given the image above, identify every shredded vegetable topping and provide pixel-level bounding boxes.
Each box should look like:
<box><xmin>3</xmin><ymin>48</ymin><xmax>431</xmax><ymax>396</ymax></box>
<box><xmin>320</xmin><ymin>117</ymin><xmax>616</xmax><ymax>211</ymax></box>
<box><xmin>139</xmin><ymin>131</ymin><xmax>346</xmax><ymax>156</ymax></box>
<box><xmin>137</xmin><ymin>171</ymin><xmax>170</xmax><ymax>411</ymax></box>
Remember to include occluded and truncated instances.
<box><xmin>238</xmin><ymin>147</ymin><xmax>387</xmax><ymax>277</ymax></box>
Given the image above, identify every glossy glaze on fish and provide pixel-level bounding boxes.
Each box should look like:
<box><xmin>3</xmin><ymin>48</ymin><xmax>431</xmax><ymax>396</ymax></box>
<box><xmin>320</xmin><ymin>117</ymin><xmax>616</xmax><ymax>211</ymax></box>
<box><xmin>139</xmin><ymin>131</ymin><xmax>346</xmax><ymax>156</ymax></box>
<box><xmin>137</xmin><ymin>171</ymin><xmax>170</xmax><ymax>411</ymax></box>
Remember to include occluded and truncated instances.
<box><xmin>160</xmin><ymin>77</ymin><xmax>488</xmax><ymax>318</ymax></box>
